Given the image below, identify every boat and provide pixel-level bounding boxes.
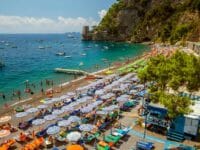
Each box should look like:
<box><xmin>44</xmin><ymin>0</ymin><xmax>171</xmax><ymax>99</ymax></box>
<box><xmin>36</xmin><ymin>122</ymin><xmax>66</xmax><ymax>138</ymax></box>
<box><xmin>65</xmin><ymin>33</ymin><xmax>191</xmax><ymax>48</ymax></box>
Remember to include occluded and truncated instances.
<box><xmin>103</xmin><ymin>46</ymin><xmax>109</xmax><ymax>50</ymax></box>
<box><xmin>11</xmin><ymin>46</ymin><xmax>17</xmax><ymax>48</ymax></box>
<box><xmin>0</xmin><ymin>61</ymin><xmax>5</xmax><ymax>68</ymax></box>
<box><xmin>64</xmin><ymin>55</ymin><xmax>72</xmax><ymax>58</ymax></box>
<box><xmin>81</xmin><ymin>53</ymin><xmax>87</xmax><ymax>56</ymax></box>
<box><xmin>79</xmin><ymin>62</ymin><xmax>84</xmax><ymax>66</ymax></box>
<box><xmin>38</xmin><ymin>46</ymin><xmax>45</xmax><ymax>49</ymax></box>
<box><xmin>56</xmin><ymin>52</ymin><xmax>66</xmax><ymax>56</ymax></box>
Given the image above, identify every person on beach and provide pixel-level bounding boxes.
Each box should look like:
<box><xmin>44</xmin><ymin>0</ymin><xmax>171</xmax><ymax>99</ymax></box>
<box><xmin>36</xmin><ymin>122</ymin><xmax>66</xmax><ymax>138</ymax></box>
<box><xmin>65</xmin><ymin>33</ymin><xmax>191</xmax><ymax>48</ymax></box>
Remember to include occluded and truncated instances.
<box><xmin>2</xmin><ymin>93</ymin><xmax>5</xmax><ymax>100</ymax></box>
<box><xmin>40</xmin><ymin>81</ymin><xmax>43</xmax><ymax>86</ymax></box>
<box><xmin>41</xmin><ymin>88</ymin><xmax>44</xmax><ymax>95</ymax></box>
<box><xmin>17</xmin><ymin>90</ymin><xmax>21</xmax><ymax>100</ymax></box>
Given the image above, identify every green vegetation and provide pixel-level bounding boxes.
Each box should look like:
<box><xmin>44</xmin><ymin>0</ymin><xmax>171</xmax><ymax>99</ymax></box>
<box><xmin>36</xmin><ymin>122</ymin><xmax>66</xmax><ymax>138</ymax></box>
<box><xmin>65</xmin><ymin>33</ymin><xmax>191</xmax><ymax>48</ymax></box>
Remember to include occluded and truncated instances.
<box><xmin>97</xmin><ymin>0</ymin><xmax>126</xmax><ymax>35</ymax></box>
<box><xmin>94</xmin><ymin>0</ymin><xmax>200</xmax><ymax>43</ymax></box>
<box><xmin>138</xmin><ymin>51</ymin><xmax>200</xmax><ymax>118</ymax></box>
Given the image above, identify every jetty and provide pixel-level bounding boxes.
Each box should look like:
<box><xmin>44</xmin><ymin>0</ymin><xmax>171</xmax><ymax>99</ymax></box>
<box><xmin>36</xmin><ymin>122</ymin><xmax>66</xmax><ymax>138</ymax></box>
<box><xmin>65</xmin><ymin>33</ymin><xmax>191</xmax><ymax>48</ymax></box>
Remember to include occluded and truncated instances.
<box><xmin>54</xmin><ymin>68</ymin><xmax>89</xmax><ymax>75</ymax></box>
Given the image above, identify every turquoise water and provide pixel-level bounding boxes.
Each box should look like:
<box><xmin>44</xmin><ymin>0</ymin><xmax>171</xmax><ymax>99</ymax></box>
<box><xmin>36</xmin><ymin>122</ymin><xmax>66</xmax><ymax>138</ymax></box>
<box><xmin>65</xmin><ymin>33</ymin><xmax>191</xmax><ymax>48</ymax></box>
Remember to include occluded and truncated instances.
<box><xmin>0</xmin><ymin>33</ymin><xmax>149</xmax><ymax>105</ymax></box>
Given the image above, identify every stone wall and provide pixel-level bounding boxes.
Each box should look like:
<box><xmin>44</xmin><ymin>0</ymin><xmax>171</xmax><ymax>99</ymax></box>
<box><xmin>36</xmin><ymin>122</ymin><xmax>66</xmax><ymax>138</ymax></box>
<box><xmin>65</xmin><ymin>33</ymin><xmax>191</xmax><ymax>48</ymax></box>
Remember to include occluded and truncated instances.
<box><xmin>186</xmin><ymin>41</ymin><xmax>200</xmax><ymax>55</ymax></box>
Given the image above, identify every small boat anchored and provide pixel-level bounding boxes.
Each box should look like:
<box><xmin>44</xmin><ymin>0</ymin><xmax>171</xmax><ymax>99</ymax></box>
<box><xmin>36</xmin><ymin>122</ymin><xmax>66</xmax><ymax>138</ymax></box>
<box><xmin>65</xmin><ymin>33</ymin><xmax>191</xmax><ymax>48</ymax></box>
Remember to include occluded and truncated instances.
<box><xmin>38</xmin><ymin>46</ymin><xmax>45</xmax><ymax>49</ymax></box>
<box><xmin>79</xmin><ymin>62</ymin><xmax>84</xmax><ymax>66</ymax></box>
<box><xmin>56</xmin><ymin>52</ymin><xmax>66</xmax><ymax>56</ymax></box>
<box><xmin>0</xmin><ymin>61</ymin><xmax>5</xmax><ymax>68</ymax></box>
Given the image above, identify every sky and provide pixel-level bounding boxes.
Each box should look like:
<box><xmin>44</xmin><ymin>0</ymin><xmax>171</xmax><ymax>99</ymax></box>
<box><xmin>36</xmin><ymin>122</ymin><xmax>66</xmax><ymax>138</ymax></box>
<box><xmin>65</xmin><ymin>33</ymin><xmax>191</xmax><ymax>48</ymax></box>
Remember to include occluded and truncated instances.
<box><xmin>0</xmin><ymin>0</ymin><xmax>116</xmax><ymax>33</ymax></box>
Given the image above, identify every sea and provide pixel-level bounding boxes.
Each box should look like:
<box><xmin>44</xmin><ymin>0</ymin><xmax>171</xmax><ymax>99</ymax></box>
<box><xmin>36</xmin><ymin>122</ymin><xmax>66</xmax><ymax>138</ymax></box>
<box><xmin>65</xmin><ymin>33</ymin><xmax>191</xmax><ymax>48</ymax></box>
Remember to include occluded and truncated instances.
<box><xmin>0</xmin><ymin>33</ymin><xmax>149</xmax><ymax>106</ymax></box>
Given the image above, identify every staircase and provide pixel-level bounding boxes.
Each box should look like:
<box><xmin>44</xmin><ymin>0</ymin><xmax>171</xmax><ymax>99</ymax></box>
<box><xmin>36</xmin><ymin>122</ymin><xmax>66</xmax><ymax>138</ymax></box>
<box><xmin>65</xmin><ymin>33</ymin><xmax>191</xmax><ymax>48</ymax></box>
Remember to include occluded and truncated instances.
<box><xmin>167</xmin><ymin>129</ymin><xmax>185</xmax><ymax>142</ymax></box>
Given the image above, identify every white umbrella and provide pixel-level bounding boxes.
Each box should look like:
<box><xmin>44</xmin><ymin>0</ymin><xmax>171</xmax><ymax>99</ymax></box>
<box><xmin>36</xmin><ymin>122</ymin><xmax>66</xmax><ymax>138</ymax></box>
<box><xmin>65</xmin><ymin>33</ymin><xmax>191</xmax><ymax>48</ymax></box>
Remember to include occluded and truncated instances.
<box><xmin>67</xmin><ymin>131</ymin><xmax>81</xmax><ymax>142</ymax></box>
<box><xmin>80</xmin><ymin>107</ymin><xmax>93</xmax><ymax>113</ymax></box>
<box><xmin>26</xmin><ymin>108</ymin><xmax>38</xmax><ymax>113</ymax></box>
<box><xmin>37</xmin><ymin>105</ymin><xmax>47</xmax><ymax>109</ymax></box>
<box><xmin>130</xmin><ymin>89</ymin><xmax>138</xmax><ymax>94</ymax></box>
<box><xmin>120</xmin><ymin>94</ymin><xmax>130</xmax><ymax>98</ymax></box>
<box><xmin>68</xmin><ymin>116</ymin><xmax>81</xmax><ymax>123</ymax></box>
<box><xmin>60</xmin><ymin>95</ymin><xmax>69</xmax><ymax>100</ymax></box>
<box><xmin>112</xmin><ymin>88</ymin><xmax>123</xmax><ymax>92</ymax></box>
<box><xmin>15</xmin><ymin>112</ymin><xmax>28</xmax><ymax>118</ymax></box>
<box><xmin>67</xmin><ymin>92</ymin><xmax>76</xmax><ymax>97</ymax></box>
<box><xmin>52</xmin><ymin>98</ymin><xmax>61</xmax><ymax>102</ymax></box>
<box><xmin>79</xmin><ymin>124</ymin><xmax>95</xmax><ymax>132</ymax></box>
<box><xmin>47</xmin><ymin>126</ymin><xmax>60</xmax><ymax>135</ymax></box>
<box><xmin>58</xmin><ymin>120</ymin><xmax>71</xmax><ymax>127</ymax></box>
<box><xmin>44</xmin><ymin>114</ymin><xmax>57</xmax><ymax>121</ymax></box>
<box><xmin>96</xmin><ymin>111</ymin><xmax>108</xmax><ymax>115</ymax></box>
<box><xmin>61</xmin><ymin>106</ymin><xmax>74</xmax><ymax>112</ymax></box>
<box><xmin>52</xmin><ymin>109</ymin><xmax>64</xmax><ymax>115</ymax></box>
<box><xmin>102</xmin><ymin>105</ymin><xmax>119</xmax><ymax>112</ymax></box>
<box><xmin>69</xmin><ymin>102</ymin><xmax>79</xmax><ymax>107</ymax></box>
<box><xmin>116</xmin><ymin>97</ymin><xmax>128</xmax><ymax>102</ymax></box>
<box><xmin>45</xmin><ymin>99</ymin><xmax>55</xmax><ymax>104</ymax></box>
<box><xmin>95</xmin><ymin>89</ymin><xmax>105</xmax><ymax>96</ymax></box>
<box><xmin>77</xmin><ymin>98</ymin><xmax>87</xmax><ymax>103</ymax></box>
<box><xmin>32</xmin><ymin>119</ymin><xmax>45</xmax><ymax>126</ymax></box>
<box><xmin>92</xmin><ymin>101</ymin><xmax>103</xmax><ymax>106</ymax></box>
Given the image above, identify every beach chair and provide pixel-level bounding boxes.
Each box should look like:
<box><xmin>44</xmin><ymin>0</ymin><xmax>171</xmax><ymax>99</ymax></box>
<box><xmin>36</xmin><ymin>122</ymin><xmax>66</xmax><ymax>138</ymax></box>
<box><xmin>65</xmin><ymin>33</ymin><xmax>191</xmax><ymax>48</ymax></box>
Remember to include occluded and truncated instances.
<box><xmin>99</xmin><ymin>121</ymin><xmax>110</xmax><ymax>131</ymax></box>
<box><xmin>136</xmin><ymin>141</ymin><xmax>154</xmax><ymax>150</ymax></box>
<box><xmin>97</xmin><ymin>141</ymin><xmax>110</xmax><ymax>150</ymax></box>
<box><xmin>114</xmin><ymin>127</ymin><xmax>131</xmax><ymax>137</ymax></box>
<box><xmin>104</xmin><ymin>134</ymin><xmax>121</xmax><ymax>144</ymax></box>
<box><xmin>18</xmin><ymin>122</ymin><xmax>31</xmax><ymax>130</ymax></box>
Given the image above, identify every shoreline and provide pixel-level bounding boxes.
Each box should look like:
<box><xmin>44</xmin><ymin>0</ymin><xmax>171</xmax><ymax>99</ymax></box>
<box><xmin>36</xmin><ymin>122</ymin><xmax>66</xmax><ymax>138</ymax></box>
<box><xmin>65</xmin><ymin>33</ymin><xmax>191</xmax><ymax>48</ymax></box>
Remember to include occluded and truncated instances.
<box><xmin>0</xmin><ymin>45</ymin><xmax>151</xmax><ymax>116</ymax></box>
<box><xmin>0</xmin><ymin>65</ymin><xmax>118</xmax><ymax>115</ymax></box>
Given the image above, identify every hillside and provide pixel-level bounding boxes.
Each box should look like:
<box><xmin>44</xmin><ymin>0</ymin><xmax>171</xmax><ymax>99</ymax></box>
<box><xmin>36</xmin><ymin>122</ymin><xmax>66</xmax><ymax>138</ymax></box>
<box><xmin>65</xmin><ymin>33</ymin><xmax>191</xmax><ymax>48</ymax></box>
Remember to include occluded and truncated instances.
<box><xmin>91</xmin><ymin>0</ymin><xmax>200</xmax><ymax>43</ymax></box>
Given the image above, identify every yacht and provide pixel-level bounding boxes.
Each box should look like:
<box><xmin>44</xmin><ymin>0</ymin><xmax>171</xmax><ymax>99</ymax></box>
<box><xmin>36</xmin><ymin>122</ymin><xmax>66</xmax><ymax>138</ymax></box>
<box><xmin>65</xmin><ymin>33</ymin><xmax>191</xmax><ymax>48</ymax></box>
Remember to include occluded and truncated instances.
<box><xmin>56</xmin><ymin>52</ymin><xmax>66</xmax><ymax>56</ymax></box>
<box><xmin>38</xmin><ymin>46</ymin><xmax>45</xmax><ymax>49</ymax></box>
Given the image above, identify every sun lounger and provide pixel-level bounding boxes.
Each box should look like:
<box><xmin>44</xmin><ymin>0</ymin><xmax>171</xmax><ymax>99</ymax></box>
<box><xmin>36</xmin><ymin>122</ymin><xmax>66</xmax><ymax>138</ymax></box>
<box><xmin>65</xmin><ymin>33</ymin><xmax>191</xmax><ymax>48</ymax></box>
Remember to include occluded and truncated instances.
<box><xmin>115</xmin><ymin>127</ymin><xmax>131</xmax><ymax>136</ymax></box>
<box><xmin>18</xmin><ymin>122</ymin><xmax>31</xmax><ymax>130</ymax></box>
<box><xmin>104</xmin><ymin>134</ymin><xmax>121</xmax><ymax>144</ymax></box>
<box><xmin>136</xmin><ymin>141</ymin><xmax>154</xmax><ymax>150</ymax></box>
<box><xmin>99</xmin><ymin>121</ymin><xmax>110</xmax><ymax>131</ymax></box>
<box><xmin>97</xmin><ymin>141</ymin><xmax>110</xmax><ymax>150</ymax></box>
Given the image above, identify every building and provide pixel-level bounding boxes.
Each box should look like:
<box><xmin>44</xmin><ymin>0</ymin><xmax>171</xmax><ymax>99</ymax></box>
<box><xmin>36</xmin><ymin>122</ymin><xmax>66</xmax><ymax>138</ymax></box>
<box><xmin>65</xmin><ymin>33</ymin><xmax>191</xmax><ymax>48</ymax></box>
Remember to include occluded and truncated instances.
<box><xmin>82</xmin><ymin>26</ymin><xmax>92</xmax><ymax>40</ymax></box>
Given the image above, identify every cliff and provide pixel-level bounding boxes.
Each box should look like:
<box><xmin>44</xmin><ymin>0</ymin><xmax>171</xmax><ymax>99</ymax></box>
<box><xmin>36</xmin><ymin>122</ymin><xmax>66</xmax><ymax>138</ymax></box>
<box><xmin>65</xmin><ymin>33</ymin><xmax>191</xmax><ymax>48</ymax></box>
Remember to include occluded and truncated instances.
<box><xmin>91</xmin><ymin>0</ymin><xmax>200</xmax><ymax>43</ymax></box>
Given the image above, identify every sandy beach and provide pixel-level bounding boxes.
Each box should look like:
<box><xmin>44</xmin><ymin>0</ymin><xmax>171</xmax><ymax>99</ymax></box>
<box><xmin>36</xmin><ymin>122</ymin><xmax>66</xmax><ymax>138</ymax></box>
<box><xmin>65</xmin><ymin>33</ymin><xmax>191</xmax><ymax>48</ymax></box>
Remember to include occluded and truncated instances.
<box><xmin>1</xmin><ymin>44</ymin><xmax>198</xmax><ymax>150</ymax></box>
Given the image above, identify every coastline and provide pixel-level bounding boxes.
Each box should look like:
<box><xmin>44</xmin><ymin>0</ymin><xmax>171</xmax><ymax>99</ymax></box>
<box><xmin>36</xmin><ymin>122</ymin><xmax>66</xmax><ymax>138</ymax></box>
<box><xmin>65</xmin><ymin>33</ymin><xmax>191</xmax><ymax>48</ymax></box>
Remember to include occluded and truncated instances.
<box><xmin>0</xmin><ymin>43</ymin><xmax>151</xmax><ymax>116</ymax></box>
<box><xmin>0</xmin><ymin>65</ymin><xmax>117</xmax><ymax>115</ymax></box>
<box><xmin>1</xmin><ymin>42</ymin><xmax>185</xmax><ymax>116</ymax></box>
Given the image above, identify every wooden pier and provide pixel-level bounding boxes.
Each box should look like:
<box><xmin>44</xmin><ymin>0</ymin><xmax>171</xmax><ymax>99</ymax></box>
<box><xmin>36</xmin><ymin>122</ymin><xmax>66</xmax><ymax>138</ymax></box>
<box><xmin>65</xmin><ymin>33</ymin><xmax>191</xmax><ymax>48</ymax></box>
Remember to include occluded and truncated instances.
<box><xmin>54</xmin><ymin>68</ymin><xmax>89</xmax><ymax>75</ymax></box>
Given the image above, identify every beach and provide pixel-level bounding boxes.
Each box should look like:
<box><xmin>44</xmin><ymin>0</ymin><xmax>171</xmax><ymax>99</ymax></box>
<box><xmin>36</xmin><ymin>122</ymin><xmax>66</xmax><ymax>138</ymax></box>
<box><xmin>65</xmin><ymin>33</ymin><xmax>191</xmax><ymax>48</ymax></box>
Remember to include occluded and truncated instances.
<box><xmin>0</xmin><ymin>50</ymin><xmax>145</xmax><ymax>116</ymax></box>
<box><xmin>0</xmin><ymin>43</ymin><xmax>199</xmax><ymax>150</ymax></box>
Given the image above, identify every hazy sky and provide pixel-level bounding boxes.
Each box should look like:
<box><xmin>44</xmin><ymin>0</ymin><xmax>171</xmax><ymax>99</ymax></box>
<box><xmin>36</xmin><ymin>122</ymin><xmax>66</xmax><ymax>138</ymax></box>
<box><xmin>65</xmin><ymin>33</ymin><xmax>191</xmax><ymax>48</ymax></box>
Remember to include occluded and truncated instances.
<box><xmin>0</xmin><ymin>0</ymin><xmax>116</xmax><ymax>33</ymax></box>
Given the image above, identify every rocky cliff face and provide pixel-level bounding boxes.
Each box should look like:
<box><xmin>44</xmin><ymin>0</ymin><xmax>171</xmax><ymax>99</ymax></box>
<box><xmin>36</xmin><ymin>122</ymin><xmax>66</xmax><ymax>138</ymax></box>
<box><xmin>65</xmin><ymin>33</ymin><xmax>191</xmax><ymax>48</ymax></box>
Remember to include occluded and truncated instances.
<box><xmin>92</xmin><ymin>0</ymin><xmax>200</xmax><ymax>43</ymax></box>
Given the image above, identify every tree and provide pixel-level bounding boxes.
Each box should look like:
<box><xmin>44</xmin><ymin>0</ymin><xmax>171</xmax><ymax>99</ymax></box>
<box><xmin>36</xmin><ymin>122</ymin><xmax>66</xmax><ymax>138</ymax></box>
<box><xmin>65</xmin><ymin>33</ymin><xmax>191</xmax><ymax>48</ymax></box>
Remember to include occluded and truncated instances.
<box><xmin>138</xmin><ymin>51</ymin><xmax>200</xmax><ymax>118</ymax></box>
